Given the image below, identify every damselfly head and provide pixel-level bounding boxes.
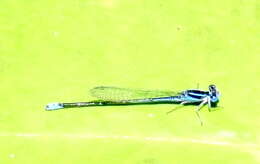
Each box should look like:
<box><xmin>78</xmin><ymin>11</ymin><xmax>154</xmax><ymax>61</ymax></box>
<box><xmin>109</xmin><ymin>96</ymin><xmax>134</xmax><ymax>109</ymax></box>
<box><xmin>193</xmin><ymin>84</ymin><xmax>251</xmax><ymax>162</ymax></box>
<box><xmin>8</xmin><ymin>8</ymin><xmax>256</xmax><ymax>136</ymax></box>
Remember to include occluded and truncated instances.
<box><xmin>209</xmin><ymin>85</ymin><xmax>216</xmax><ymax>92</ymax></box>
<box><xmin>209</xmin><ymin>84</ymin><xmax>220</xmax><ymax>106</ymax></box>
<box><xmin>209</xmin><ymin>85</ymin><xmax>219</xmax><ymax>95</ymax></box>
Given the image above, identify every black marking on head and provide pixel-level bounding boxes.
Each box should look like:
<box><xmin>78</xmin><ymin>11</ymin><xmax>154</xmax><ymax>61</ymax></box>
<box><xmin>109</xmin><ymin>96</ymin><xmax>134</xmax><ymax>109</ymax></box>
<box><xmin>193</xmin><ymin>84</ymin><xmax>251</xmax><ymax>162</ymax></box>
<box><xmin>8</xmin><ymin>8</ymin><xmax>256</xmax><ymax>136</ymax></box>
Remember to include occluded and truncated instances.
<box><xmin>209</xmin><ymin>85</ymin><xmax>216</xmax><ymax>92</ymax></box>
<box><xmin>209</xmin><ymin>84</ymin><xmax>217</xmax><ymax>96</ymax></box>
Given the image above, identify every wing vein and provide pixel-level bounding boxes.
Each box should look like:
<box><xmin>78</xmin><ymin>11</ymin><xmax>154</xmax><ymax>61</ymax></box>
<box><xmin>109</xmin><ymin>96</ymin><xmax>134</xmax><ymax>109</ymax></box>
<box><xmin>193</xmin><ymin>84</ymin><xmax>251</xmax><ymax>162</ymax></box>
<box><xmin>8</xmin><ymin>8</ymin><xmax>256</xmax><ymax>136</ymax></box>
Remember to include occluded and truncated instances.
<box><xmin>90</xmin><ymin>86</ymin><xmax>178</xmax><ymax>101</ymax></box>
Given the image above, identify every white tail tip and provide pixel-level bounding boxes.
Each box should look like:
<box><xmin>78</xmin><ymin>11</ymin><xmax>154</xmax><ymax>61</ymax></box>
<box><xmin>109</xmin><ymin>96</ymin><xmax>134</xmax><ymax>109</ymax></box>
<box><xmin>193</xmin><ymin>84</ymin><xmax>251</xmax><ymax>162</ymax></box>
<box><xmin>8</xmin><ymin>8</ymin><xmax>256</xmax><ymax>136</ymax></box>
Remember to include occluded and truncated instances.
<box><xmin>45</xmin><ymin>103</ymin><xmax>64</xmax><ymax>110</ymax></box>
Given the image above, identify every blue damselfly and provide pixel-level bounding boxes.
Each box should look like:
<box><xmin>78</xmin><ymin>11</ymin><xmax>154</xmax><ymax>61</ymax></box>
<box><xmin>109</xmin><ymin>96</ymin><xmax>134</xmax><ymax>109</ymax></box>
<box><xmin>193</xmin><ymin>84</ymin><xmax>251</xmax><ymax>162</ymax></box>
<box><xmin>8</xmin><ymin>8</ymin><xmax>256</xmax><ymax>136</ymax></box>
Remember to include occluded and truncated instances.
<box><xmin>45</xmin><ymin>85</ymin><xmax>220</xmax><ymax>125</ymax></box>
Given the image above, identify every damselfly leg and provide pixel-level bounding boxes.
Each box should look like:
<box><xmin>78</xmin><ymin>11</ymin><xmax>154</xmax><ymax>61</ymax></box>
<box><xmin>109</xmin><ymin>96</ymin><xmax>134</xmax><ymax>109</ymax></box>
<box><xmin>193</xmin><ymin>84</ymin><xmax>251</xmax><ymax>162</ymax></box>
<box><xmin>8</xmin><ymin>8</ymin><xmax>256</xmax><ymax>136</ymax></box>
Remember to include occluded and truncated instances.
<box><xmin>195</xmin><ymin>97</ymin><xmax>209</xmax><ymax>126</ymax></box>
<box><xmin>166</xmin><ymin>101</ymin><xmax>189</xmax><ymax>114</ymax></box>
<box><xmin>196</xmin><ymin>83</ymin><xmax>200</xmax><ymax>89</ymax></box>
<box><xmin>208</xmin><ymin>97</ymin><xmax>212</xmax><ymax>112</ymax></box>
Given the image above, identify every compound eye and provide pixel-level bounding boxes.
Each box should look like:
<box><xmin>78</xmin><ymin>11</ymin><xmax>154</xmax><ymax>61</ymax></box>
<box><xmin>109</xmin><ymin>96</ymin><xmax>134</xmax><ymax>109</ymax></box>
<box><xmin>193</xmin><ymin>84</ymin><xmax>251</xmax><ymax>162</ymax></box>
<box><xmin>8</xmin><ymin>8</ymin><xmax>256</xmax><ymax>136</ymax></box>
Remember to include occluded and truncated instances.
<box><xmin>210</xmin><ymin>96</ymin><xmax>219</xmax><ymax>103</ymax></box>
<box><xmin>209</xmin><ymin>85</ymin><xmax>216</xmax><ymax>91</ymax></box>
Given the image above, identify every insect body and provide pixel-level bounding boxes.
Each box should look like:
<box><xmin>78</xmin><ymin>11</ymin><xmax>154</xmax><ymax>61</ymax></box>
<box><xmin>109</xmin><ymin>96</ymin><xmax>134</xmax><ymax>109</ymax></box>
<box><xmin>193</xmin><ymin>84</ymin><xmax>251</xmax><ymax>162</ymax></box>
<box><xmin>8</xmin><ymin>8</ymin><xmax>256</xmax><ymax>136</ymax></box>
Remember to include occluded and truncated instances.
<box><xmin>45</xmin><ymin>85</ymin><xmax>220</xmax><ymax>125</ymax></box>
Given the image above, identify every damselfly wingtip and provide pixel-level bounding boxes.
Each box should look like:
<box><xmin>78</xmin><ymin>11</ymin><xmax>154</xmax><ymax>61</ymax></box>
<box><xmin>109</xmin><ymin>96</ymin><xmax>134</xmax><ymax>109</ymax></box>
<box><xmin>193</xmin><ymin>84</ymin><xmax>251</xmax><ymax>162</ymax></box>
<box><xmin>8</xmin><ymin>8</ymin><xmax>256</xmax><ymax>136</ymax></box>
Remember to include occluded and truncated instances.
<box><xmin>45</xmin><ymin>103</ymin><xmax>64</xmax><ymax>111</ymax></box>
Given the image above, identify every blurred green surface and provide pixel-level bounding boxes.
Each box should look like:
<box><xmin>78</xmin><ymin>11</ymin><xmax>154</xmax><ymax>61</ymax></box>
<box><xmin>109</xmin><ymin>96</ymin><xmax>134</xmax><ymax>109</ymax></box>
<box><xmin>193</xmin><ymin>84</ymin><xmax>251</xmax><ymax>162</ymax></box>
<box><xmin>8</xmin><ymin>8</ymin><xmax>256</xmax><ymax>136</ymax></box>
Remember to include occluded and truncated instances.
<box><xmin>0</xmin><ymin>0</ymin><xmax>259</xmax><ymax>163</ymax></box>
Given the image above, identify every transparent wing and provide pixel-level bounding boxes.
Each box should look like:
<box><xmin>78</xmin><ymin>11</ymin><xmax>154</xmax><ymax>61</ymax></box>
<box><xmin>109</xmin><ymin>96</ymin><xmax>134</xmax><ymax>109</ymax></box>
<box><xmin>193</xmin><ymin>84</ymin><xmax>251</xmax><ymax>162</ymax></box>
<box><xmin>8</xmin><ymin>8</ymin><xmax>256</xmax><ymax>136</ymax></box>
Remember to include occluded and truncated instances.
<box><xmin>90</xmin><ymin>86</ymin><xmax>179</xmax><ymax>101</ymax></box>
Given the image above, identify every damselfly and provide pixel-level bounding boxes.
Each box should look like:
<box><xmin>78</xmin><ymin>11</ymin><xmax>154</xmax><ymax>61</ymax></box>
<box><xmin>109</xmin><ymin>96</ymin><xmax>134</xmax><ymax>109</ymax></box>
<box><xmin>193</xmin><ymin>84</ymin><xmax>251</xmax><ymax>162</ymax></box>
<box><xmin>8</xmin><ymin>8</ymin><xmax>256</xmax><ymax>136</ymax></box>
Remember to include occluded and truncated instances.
<box><xmin>45</xmin><ymin>85</ymin><xmax>220</xmax><ymax>125</ymax></box>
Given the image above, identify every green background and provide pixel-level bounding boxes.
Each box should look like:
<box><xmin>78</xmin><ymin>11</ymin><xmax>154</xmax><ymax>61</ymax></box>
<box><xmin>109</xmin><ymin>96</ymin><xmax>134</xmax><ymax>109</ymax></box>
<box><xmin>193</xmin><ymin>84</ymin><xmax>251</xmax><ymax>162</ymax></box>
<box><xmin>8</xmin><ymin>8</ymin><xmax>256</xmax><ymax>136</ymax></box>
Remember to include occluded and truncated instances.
<box><xmin>1</xmin><ymin>0</ymin><xmax>259</xmax><ymax>163</ymax></box>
